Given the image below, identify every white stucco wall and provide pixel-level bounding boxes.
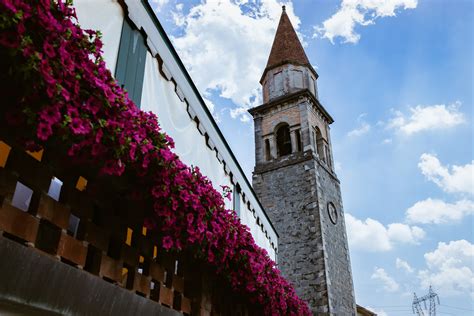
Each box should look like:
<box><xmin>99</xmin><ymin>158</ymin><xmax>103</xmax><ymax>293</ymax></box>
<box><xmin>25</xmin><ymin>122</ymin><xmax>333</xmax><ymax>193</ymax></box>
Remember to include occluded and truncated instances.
<box><xmin>140</xmin><ymin>53</ymin><xmax>233</xmax><ymax>210</ymax></box>
<box><xmin>74</xmin><ymin>0</ymin><xmax>123</xmax><ymax>75</ymax></box>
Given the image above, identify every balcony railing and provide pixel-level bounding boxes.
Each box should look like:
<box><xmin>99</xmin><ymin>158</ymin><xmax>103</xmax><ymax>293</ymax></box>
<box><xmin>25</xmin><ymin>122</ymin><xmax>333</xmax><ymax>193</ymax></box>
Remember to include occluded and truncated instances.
<box><xmin>0</xmin><ymin>137</ymin><xmax>261</xmax><ymax>316</ymax></box>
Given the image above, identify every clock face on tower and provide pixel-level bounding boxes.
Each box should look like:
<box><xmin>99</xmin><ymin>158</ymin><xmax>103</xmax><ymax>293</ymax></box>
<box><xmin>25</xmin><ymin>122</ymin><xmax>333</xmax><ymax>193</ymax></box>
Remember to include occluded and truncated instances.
<box><xmin>327</xmin><ymin>202</ymin><xmax>338</xmax><ymax>225</ymax></box>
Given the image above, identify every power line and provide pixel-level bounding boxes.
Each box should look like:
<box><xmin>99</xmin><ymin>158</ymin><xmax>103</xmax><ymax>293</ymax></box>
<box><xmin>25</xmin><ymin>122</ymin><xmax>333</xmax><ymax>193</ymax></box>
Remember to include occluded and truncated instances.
<box><xmin>440</xmin><ymin>304</ymin><xmax>474</xmax><ymax>312</ymax></box>
<box><xmin>369</xmin><ymin>303</ymin><xmax>473</xmax><ymax>312</ymax></box>
<box><xmin>413</xmin><ymin>286</ymin><xmax>440</xmax><ymax>316</ymax></box>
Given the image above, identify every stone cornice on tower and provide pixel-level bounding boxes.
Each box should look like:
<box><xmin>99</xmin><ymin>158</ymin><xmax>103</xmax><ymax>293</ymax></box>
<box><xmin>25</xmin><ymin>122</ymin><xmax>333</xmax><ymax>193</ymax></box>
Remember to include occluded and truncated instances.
<box><xmin>248</xmin><ymin>89</ymin><xmax>334</xmax><ymax>124</ymax></box>
<box><xmin>260</xmin><ymin>6</ymin><xmax>318</xmax><ymax>83</ymax></box>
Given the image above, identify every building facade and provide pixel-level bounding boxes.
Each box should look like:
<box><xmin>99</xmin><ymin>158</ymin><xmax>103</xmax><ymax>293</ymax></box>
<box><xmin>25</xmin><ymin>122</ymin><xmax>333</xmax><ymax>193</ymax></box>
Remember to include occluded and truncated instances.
<box><xmin>249</xmin><ymin>7</ymin><xmax>356</xmax><ymax>315</ymax></box>
<box><xmin>73</xmin><ymin>0</ymin><xmax>278</xmax><ymax>260</ymax></box>
<box><xmin>0</xmin><ymin>1</ymin><xmax>283</xmax><ymax>315</ymax></box>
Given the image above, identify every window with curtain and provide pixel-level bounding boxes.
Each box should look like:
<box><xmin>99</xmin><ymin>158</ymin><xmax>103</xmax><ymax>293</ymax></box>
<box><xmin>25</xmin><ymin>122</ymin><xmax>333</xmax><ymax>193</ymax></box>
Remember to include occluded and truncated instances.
<box><xmin>115</xmin><ymin>19</ymin><xmax>147</xmax><ymax>107</ymax></box>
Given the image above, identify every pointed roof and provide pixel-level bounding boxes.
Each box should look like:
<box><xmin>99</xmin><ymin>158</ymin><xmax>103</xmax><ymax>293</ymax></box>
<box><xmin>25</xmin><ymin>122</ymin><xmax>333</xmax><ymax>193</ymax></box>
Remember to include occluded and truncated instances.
<box><xmin>260</xmin><ymin>6</ymin><xmax>315</xmax><ymax>83</ymax></box>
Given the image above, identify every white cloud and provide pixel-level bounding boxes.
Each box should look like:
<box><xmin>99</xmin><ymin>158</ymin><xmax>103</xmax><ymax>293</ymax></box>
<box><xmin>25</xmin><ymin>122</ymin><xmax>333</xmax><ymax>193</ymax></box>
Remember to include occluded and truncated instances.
<box><xmin>405</xmin><ymin>155</ymin><xmax>474</xmax><ymax>225</ymax></box>
<box><xmin>334</xmin><ymin>161</ymin><xmax>342</xmax><ymax>173</ymax></box>
<box><xmin>315</xmin><ymin>0</ymin><xmax>418</xmax><ymax>44</ymax></box>
<box><xmin>396</xmin><ymin>257</ymin><xmax>414</xmax><ymax>273</ymax></box>
<box><xmin>230</xmin><ymin>106</ymin><xmax>252</xmax><ymax>123</ymax></box>
<box><xmin>348</xmin><ymin>113</ymin><xmax>371</xmax><ymax>137</ymax></box>
<box><xmin>382</xmin><ymin>138</ymin><xmax>392</xmax><ymax>144</ymax></box>
<box><xmin>371</xmin><ymin>267</ymin><xmax>400</xmax><ymax>292</ymax></box>
<box><xmin>387</xmin><ymin>222</ymin><xmax>425</xmax><ymax>243</ymax></box>
<box><xmin>418</xmin><ymin>240</ymin><xmax>474</xmax><ymax>298</ymax></box>
<box><xmin>406</xmin><ymin>198</ymin><xmax>474</xmax><ymax>224</ymax></box>
<box><xmin>170</xmin><ymin>0</ymin><xmax>300</xmax><ymax>122</ymax></box>
<box><xmin>348</xmin><ymin>122</ymin><xmax>370</xmax><ymax>137</ymax></box>
<box><xmin>345</xmin><ymin>213</ymin><xmax>425</xmax><ymax>252</ymax></box>
<box><xmin>418</xmin><ymin>153</ymin><xmax>474</xmax><ymax>195</ymax></box>
<box><xmin>387</xmin><ymin>101</ymin><xmax>465</xmax><ymax>135</ymax></box>
<box><xmin>151</xmin><ymin>0</ymin><xmax>169</xmax><ymax>12</ymax></box>
<box><xmin>202</xmin><ymin>97</ymin><xmax>224</xmax><ymax>123</ymax></box>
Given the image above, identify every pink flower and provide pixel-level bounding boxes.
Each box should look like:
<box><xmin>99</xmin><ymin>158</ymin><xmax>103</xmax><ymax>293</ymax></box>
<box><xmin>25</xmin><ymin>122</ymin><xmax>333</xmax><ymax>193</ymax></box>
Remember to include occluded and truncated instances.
<box><xmin>69</xmin><ymin>117</ymin><xmax>91</xmax><ymax>135</ymax></box>
<box><xmin>39</xmin><ymin>106</ymin><xmax>61</xmax><ymax>125</ymax></box>
<box><xmin>67</xmin><ymin>143</ymin><xmax>82</xmax><ymax>156</ymax></box>
<box><xmin>165</xmin><ymin>134</ymin><xmax>174</xmax><ymax>148</ymax></box>
<box><xmin>220</xmin><ymin>185</ymin><xmax>232</xmax><ymax>201</ymax></box>
<box><xmin>61</xmin><ymin>87</ymin><xmax>71</xmax><ymax>101</ymax></box>
<box><xmin>208</xmin><ymin>249</ymin><xmax>215</xmax><ymax>263</ymax></box>
<box><xmin>91</xmin><ymin>143</ymin><xmax>105</xmax><ymax>156</ymax></box>
<box><xmin>46</xmin><ymin>84</ymin><xmax>57</xmax><ymax>98</ymax></box>
<box><xmin>162</xmin><ymin>236</ymin><xmax>173</xmax><ymax>250</ymax></box>
<box><xmin>94</xmin><ymin>128</ymin><xmax>103</xmax><ymax>143</ymax></box>
<box><xmin>36</xmin><ymin>121</ymin><xmax>53</xmax><ymax>140</ymax></box>
<box><xmin>159</xmin><ymin>148</ymin><xmax>175</xmax><ymax>163</ymax></box>
<box><xmin>171</xmin><ymin>199</ymin><xmax>178</xmax><ymax>211</ymax></box>
<box><xmin>66</xmin><ymin>106</ymin><xmax>79</xmax><ymax>118</ymax></box>
<box><xmin>43</xmin><ymin>42</ymin><xmax>55</xmax><ymax>58</ymax></box>
<box><xmin>100</xmin><ymin>159</ymin><xmax>125</xmax><ymax>176</ymax></box>
<box><xmin>186</xmin><ymin>213</ymin><xmax>194</xmax><ymax>225</ymax></box>
<box><xmin>128</xmin><ymin>143</ymin><xmax>137</xmax><ymax>160</ymax></box>
<box><xmin>1</xmin><ymin>0</ymin><xmax>18</xmax><ymax>14</ymax></box>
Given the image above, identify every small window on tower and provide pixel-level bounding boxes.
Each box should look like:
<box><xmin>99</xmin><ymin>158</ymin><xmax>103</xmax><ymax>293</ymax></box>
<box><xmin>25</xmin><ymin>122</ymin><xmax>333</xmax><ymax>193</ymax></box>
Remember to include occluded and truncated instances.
<box><xmin>273</xmin><ymin>71</ymin><xmax>284</xmax><ymax>96</ymax></box>
<box><xmin>325</xmin><ymin>145</ymin><xmax>332</xmax><ymax>169</ymax></box>
<box><xmin>296</xmin><ymin>129</ymin><xmax>302</xmax><ymax>152</ymax></box>
<box><xmin>264</xmin><ymin>139</ymin><xmax>271</xmax><ymax>161</ymax></box>
<box><xmin>314</xmin><ymin>127</ymin><xmax>326</xmax><ymax>162</ymax></box>
<box><xmin>292</xmin><ymin>70</ymin><xmax>303</xmax><ymax>89</ymax></box>
<box><xmin>276</xmin><ymin>124</ymin><xmax>291</xmax><ymax>157</ymax></box>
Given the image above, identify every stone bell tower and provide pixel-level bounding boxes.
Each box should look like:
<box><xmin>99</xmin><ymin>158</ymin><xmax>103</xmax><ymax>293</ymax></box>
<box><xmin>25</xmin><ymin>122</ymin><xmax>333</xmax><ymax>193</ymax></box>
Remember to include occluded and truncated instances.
<box><xmin>249</xmin><ymin>6</ymin><xmax>356</xmax><ymax>315</ymax></box>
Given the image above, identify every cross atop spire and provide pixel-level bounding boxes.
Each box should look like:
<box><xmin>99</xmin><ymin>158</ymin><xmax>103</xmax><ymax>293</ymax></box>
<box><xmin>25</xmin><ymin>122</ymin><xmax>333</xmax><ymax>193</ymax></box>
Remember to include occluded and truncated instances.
<box><xmin>261</xmin><ymin>6</ymin><xmax>313</xmax><ymax>83</ymax></box>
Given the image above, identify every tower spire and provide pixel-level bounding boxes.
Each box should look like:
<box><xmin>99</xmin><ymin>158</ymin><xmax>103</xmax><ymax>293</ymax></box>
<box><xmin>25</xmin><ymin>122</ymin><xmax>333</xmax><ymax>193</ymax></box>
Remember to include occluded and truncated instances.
<box><xmin>261</xmin><ymin>6</ymin><xmax>314</xmax><ymax>83</ymax></box>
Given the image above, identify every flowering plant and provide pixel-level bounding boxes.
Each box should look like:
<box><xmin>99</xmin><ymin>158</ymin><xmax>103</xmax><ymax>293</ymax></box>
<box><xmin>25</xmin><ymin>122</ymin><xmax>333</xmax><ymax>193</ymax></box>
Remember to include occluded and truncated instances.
<box><xmin>220</xmin><ymin>185</ymin><xmax>232</xmax><ymax>201</ymax></box>
<box><xmin>0</xmin><ymin>1</ymin><xmax>310</xmax><ymax>315</ymax></box>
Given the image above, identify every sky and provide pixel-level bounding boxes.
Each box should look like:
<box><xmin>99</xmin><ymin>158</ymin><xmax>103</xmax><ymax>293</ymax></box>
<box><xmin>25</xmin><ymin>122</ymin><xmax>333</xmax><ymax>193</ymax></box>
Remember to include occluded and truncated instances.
<box><xmin>151</xmin><ymin>0</ymin><xmax>473</xmax><ymax>314</ymax></box>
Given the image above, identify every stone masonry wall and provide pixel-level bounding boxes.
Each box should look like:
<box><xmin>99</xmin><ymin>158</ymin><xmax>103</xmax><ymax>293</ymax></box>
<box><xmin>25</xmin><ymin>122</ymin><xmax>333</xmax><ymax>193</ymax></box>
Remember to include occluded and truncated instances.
<box><xmin>316</xmin><ymin>161</ymin><xmax>356</xmax><ymax>314</ymax></box>
<box><xmin>251</xmin><ymin>86</ymin><xmax>356</xmax><ymax>315</ymax></box>
<box><xmin>253</xmin><ymin>152</ymin><xmax>330</xmax><ymax>315</ymax></box>
<box><xmin>253</xmin><ymin>154</ymin><xmax>356</xmax><ymax>315</ymax></box>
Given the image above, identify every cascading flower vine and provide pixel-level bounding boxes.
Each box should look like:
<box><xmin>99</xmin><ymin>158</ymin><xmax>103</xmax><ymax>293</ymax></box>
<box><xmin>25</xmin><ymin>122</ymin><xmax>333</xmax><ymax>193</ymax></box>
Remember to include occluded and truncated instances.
<box><xmin>0</xmin><ymin>1</ymin><xmax>311</xmax><ymax>315</ymax></box>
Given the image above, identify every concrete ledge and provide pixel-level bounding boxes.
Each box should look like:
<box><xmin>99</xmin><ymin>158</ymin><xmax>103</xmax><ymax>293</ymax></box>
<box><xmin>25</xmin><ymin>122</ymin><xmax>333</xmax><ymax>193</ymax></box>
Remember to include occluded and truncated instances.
<box><xmin>0</xmin><ymin>236</ymin><xmax>181</xmax><ymax>316</ymax></box>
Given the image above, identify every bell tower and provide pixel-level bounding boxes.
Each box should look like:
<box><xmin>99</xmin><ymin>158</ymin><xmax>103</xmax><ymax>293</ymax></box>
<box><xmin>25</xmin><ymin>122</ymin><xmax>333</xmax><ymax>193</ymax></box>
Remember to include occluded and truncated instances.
<box><xmin>249</xmin><ymin>6</ymin><xmax>356</xmax><ymax>315</ymax></box>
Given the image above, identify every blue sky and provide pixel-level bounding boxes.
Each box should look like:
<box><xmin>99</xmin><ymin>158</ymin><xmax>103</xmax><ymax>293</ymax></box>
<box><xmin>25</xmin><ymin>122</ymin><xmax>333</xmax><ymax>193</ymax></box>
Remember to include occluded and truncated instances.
<box><xmin>151</xmin><ymin>0</ymin><xmax>473</xmax><ymax>314</ymax></box>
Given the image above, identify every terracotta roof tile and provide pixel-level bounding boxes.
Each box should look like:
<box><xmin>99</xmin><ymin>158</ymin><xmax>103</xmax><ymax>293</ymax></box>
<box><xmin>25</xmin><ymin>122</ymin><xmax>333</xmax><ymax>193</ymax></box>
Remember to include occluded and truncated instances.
<box><xmin>263</xmin><ymin>7</ymin><xmax>310</xmax><ymax>74</ymax></box>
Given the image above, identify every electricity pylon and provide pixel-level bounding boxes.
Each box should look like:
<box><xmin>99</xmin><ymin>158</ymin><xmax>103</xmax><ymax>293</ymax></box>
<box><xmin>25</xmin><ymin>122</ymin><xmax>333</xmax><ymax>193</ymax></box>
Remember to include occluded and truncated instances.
<box><xmin>412</xmin><ymin>286</ymin><xmax>440</xmax><ymax>316</ymax></box>
<box><xmin>413</xmin><ymin>292</ymin><xmax>425</xmax><ymax>316</ymax></box>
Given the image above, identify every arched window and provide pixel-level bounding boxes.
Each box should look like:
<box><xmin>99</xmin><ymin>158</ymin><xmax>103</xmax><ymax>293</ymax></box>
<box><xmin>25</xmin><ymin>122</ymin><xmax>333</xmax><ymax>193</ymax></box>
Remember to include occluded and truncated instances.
<box><xmin>264</xmin><ymin>139</ymin><xmax>271</xmax><ymax>161</ymax></box>
<box><xmin>276</xmin><ymin>124</ymin><xmax>291</xmax><ymax>157</ymax></box>
<box><xmin>314</xmin><ymin>127</ymin><xmax>326</xmax><ymax>162</ymax></box>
